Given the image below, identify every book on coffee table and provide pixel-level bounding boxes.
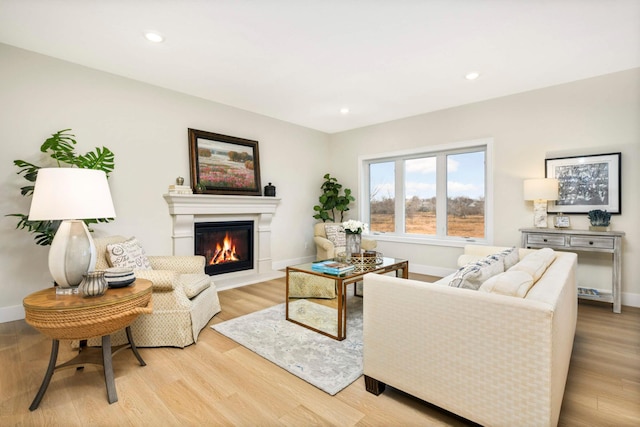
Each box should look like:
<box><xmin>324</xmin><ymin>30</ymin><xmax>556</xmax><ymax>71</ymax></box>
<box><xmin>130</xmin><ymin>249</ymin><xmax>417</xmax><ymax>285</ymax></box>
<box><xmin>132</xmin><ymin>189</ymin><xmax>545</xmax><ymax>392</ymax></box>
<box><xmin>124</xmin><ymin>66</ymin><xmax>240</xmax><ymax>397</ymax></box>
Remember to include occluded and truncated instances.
<box><xmin>311</xmin><ymin>260</ymin><xmax>355</xmax><ymax>275</ymax></box>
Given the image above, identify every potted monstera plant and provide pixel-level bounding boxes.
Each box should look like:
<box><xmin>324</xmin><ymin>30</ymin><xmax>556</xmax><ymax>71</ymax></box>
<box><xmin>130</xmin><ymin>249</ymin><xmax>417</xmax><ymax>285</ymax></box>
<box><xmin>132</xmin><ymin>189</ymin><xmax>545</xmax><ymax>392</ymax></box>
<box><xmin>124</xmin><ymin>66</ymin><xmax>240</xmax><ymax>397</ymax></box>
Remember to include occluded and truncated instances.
<box><xmin>8</xmin><ymin>129</ymin><xmax>115</xmax><ymax>245</ymax></box>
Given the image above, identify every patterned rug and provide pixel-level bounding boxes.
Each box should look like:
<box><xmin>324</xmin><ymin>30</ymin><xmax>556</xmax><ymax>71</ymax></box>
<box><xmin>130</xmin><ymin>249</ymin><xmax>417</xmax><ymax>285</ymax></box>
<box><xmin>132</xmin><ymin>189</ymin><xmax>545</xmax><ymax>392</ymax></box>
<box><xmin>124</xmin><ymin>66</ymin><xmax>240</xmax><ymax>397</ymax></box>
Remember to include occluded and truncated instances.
<box><xmin>212</xmin><ymin>296</ymin><xmax>363</xmax><ymax>395</ymax></box>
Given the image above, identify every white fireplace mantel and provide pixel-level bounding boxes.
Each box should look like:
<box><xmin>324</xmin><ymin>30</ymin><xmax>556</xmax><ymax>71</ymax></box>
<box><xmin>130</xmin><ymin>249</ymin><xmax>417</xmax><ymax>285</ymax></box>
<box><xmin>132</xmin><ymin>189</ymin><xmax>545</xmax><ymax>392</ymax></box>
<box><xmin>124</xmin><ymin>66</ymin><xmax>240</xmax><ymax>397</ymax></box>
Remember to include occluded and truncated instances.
<box><xmin>163</xmin><ymin>193</ymin><xmax>282</xmax><ymax>289</ymax></box>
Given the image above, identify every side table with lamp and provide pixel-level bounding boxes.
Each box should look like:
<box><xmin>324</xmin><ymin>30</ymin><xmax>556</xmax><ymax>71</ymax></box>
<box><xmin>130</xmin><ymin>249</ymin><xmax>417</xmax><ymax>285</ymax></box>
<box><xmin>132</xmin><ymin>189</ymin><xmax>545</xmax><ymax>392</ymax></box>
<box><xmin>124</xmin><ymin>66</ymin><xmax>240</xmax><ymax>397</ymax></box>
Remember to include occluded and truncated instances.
<box><xmin>23</xmin><ymin>167</ymin><xmax>155</xmax><ymax>409</ymax></box>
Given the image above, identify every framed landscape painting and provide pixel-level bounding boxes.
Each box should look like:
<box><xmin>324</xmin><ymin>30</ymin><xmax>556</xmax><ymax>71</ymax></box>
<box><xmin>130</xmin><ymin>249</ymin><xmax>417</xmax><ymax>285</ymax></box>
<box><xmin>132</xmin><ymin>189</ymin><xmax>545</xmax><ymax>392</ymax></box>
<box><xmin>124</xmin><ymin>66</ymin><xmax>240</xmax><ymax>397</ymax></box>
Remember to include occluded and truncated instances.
<box><xmin>188</xmin><ymin>128</ymin><xmax>262</xmax><ymax>195</ymax></box>
<box><xmin>545</xmin><ymin>152</ymin><xmax>621</xmax><ymax>214</ymax></box>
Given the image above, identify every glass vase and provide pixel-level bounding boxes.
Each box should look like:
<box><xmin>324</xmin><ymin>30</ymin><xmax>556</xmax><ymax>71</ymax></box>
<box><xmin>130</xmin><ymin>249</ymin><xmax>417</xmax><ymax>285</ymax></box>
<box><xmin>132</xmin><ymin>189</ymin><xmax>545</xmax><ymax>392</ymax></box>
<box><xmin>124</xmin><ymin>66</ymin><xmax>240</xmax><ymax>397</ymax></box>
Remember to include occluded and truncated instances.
<box><xmin>345</xmin><ymin>232</ymin><xmax>362</xmax><ymax>256</ymax></box>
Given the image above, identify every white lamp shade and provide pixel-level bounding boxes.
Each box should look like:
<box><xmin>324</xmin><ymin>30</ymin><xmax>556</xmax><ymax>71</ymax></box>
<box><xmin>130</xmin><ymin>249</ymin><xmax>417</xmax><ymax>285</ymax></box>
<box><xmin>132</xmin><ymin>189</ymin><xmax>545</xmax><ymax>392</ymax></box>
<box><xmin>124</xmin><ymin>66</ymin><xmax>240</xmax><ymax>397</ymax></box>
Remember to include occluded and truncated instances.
<box><xmin>523</xmin><ymin>178</ymin><xmax>559</xmax><ymax>201</ymax></box>
<box><xmin>28</xmin><ymin>168</ymin><xmax>116</xmax><ymax>288</ymax></box>
<box><xmin>28</xmin><ymin>168</ymin><xmax>116</xmax><ymax>220</ymax></box>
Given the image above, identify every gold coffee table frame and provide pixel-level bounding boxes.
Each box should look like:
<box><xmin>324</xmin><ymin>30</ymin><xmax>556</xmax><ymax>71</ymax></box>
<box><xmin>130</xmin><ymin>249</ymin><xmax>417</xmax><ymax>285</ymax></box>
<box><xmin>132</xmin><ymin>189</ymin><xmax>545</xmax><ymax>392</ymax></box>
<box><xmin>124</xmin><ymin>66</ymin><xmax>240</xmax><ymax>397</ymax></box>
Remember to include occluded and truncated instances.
<box><xmin>23</xmin><ymin>279</ymin><xmax>152</xmax><ymax>410</ymax></box>
<box><xmin>286</xmin><ymin>257</ymin><xmax>408</xmax><ymax>340</ymax></box>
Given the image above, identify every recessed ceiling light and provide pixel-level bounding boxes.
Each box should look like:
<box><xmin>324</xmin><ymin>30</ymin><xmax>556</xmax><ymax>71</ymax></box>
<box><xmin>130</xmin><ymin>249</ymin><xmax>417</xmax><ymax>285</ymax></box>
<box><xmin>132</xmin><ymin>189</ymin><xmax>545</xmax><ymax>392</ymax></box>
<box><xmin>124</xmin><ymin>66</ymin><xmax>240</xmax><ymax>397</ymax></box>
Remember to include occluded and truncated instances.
<box><xmin>340</xmin><ymin>107</ymin><xmax>350</xmax><ymax>115</ymax></box>
<box><xmin>465</xmin><ymin>72</ymin><xmax>480</xmax><ymax>80</ymax></box>
<box><xmin>144</xmin><ymin>32</ymin><xmax>164</xmax><ymax>43</ymax></box>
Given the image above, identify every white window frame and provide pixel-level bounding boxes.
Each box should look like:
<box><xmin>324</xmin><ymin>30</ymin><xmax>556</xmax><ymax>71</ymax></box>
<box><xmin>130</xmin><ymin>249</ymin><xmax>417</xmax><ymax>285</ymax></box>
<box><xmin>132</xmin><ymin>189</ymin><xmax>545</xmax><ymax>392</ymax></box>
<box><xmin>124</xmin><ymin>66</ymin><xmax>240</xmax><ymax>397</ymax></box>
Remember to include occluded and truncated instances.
<box><xmin>358</xmin><ymin>138</ymin><xmax>494</xmax><ymax>248</ymax></box>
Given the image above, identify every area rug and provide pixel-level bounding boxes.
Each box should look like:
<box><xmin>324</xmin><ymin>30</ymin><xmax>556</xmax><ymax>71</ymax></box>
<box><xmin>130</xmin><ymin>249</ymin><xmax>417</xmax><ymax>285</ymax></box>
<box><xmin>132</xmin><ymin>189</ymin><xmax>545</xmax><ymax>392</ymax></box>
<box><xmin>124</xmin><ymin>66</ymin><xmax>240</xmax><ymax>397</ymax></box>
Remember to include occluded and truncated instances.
<box><xmin>212</xmin><ymin>296</ymin><xmax>363</xmax><ymax>395</ymax></box>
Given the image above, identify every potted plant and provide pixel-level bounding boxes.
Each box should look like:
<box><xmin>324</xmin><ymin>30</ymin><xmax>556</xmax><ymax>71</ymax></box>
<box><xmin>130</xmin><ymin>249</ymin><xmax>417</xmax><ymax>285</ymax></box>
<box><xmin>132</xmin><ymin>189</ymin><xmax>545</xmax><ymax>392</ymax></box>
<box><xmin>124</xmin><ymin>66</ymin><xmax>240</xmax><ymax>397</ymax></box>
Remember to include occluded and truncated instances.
<box><xmin>7</xmin><ymin>129</ymin><xmax>115</xmax><ymax>245</ymax></box>
<box><xmin>312</xmin><ymin>173</ymin><xmax>355</xmax><ymax>223</ymax></box>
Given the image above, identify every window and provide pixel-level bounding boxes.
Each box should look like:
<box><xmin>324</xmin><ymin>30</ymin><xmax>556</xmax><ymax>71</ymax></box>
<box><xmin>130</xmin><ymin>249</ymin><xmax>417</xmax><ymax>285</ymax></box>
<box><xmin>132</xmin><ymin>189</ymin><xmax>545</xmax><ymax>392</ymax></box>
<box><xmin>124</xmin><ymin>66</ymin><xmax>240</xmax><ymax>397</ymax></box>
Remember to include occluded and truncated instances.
<box><xmin>361</xmin><ymin>139</ymin><xmax>492</xmax><ymax>245</ymax></box>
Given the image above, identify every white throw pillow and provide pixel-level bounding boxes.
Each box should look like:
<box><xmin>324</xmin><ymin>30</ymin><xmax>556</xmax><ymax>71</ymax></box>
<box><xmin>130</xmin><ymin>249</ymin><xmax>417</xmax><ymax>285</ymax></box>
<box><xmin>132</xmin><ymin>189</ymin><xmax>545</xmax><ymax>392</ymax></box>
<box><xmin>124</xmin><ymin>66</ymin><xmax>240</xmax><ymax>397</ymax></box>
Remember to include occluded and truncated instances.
<box><xmin>106</xmin><ymin>237</ymin><xmax>152</xmax><ymax>270</ymax></box>
<box><xmin>479</xmin><ymin>270</ymin><xmax>535</xmax><ymax>298</ymax></box>
<box><xmin>449</xmin><ymin>255</ymin><xmax>505</xmax><ymax>290</ymax></box>
<box><xmin>324</xmin><ymin>224</ymin><xmax>346</xmax><ymax>247</ymax></box>
<box><xmin>508</xmin><ymin>248</ymin><xmax>555</xmax><ymax>283</ymax></box>
<box><xmin>496</xmin><ymin>247</ymin><xmax>519</xmax><ymax>270</ymax></box>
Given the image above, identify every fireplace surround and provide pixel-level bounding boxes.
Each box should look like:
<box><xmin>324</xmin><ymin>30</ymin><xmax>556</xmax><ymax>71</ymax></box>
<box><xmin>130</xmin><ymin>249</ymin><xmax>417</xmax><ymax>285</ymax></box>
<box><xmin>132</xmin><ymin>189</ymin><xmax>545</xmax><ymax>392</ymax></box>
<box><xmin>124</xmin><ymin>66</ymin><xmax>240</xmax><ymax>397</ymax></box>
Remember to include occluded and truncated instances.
<box><xmin>163</xmin><ymin>194</ymin><xmax>281</xmax><ymax>289</ymax></box>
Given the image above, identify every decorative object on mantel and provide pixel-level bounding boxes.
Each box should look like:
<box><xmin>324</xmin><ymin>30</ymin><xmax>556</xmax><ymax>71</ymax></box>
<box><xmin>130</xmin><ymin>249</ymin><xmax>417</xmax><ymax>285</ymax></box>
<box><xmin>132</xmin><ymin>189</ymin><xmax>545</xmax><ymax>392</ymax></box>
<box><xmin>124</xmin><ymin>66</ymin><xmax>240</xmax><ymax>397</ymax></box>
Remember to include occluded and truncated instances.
<box><xmin>264</xmin><ymin>182</ymin><xmax>276</xmax><ymax>197</ymax></box>
<box><xmin>545</xmin><ymin>152</ymin><xmax>621</xmax><ymax>214</ymax></box>
<box><xmin>176</xmin><ymin>176</ymin><xmax>184</xmax><ymax>185</ymax></box>
<box><xmin>313</xmin><ymin>173</ymin><xmax>355</xmax><ymax>222</ymax></box>
<box><xmin>168</xmin><ymin>184</ymin><xmax>192</xmax><ymax>195</ymax></box>
<box><xmin>524</xmin><ymin>178</ymin><xmax>559</xmax><ymax>228</ymax></box>
<box><xmin>188</xmin><ymin>128</ymin><xmax>262</xmax><ymax>196</ymax></box>
<box><xmin>588</xmin><ymin>209</ymin><xmax>611</xmax><ymax>231</ymax></box>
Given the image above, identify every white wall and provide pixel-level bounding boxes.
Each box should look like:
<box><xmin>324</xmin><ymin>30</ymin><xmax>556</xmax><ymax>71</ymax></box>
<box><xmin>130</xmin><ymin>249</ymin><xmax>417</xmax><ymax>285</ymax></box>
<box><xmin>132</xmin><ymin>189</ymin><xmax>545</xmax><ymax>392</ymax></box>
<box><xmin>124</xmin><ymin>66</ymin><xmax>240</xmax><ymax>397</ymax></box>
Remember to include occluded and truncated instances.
<box><xmin>2</xmin><ymin>43</ymin><xmax>638</xmax><ymax>322</ymax></box>
<box><xmin>329</xmin><ymin>68</ymin><xmax>640</xmax><ymax>306</ymax></box>
<box><xmin>0</xmin><ymin>44</ymin><xmax>329</xmax><ymax>321</ymax></box>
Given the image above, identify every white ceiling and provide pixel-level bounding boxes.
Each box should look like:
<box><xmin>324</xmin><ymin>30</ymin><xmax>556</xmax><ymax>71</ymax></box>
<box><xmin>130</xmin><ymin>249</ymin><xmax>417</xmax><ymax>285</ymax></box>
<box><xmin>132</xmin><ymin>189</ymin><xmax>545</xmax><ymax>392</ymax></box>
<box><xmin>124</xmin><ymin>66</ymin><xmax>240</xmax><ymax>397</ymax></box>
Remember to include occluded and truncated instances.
<box><xmin>1</xmin><ymin>1</ymin><xmax>639</xmax><ymax>134</ymax></box>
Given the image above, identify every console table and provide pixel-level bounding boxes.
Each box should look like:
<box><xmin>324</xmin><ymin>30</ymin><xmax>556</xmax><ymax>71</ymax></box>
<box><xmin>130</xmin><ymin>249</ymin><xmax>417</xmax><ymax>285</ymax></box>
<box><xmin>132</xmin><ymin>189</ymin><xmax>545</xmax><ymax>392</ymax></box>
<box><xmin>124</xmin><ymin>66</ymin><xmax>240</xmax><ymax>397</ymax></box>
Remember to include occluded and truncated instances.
<box><xmin>520</xmin><ymin>228</ymin><xmax>625</xmax><ymax>313</ymax></box>
<box><xmin>23</xmin><ymin>279</ymin><xmax>153</xmax><ymax>410</ymax></box>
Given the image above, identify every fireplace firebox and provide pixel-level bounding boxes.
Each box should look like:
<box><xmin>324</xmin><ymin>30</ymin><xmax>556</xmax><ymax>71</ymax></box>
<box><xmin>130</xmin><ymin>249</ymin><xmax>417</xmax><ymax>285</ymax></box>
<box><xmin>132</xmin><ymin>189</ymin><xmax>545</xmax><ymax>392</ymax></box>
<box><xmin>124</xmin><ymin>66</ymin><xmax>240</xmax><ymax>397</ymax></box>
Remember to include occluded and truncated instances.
<box><xmin>194</xmin><ymin>221</ymin><xmax>254</xmax><ymax>276</ymax></box>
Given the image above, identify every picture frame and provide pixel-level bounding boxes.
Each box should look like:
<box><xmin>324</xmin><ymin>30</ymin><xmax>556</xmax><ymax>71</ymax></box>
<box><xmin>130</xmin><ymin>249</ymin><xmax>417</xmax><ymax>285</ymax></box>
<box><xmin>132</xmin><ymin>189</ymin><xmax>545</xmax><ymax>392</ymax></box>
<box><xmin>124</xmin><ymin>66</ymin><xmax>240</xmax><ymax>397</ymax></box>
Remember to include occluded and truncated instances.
<box><xmin>545</xmin><ymin>152</ymin><xmax>621</xmax><ymax>214</ymax></box>
<box><xmin>188</xmin><ymin>128</ymin><xmax>262</xmax><ymax>196</ymax></box>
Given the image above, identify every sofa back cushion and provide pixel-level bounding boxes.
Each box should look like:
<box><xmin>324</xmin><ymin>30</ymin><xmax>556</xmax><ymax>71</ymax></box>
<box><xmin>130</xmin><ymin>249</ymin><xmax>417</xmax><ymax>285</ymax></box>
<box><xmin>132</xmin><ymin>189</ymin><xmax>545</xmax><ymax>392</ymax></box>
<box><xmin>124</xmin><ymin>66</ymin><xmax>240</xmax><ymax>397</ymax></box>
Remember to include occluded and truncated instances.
<box><xmin>508</xmin><ymin>248</ymin><xmax>556</xmax><ymax>283</ymax></box>
<box><xmin>479</xmin><ymin>270</ymin><xmax>535</xmax><ymax>298</ymax></box>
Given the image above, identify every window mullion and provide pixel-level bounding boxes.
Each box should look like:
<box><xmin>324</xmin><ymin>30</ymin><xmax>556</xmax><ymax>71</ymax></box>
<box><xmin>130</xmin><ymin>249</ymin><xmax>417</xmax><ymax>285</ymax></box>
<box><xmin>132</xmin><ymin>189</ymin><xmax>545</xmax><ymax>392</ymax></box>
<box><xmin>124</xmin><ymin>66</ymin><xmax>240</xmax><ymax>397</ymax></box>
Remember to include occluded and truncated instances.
<box><xmin>435</xmin><ymin>154</ymin><xmax>448</xmax><ymax>236</ymax></box>
<box><xmin>395</xmin><ymin>159</ymin><xmax>404</xmax><ymax>233</ymax></box>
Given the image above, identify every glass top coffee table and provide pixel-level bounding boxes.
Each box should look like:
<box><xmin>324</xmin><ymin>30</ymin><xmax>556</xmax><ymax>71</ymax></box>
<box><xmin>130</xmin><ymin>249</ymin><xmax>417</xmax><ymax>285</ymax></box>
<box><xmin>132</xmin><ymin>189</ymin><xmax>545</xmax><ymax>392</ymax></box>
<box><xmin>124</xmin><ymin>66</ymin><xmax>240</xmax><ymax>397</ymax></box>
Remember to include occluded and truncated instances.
<box><xmin>285</xmin><ymin>257</ymin><xmax>408</xmax><ymax>340</ymax></box>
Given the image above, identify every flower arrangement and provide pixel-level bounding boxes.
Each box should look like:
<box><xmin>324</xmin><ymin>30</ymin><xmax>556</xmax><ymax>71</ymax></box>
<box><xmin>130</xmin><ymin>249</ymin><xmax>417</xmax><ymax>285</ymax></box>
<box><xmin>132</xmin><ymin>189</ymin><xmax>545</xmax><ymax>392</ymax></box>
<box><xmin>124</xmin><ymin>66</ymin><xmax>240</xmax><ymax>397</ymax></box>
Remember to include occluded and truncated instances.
<box><xmin>343</xmin><ymin>219</ymin><xmax>368</xmax><ymax>234</ymax></box>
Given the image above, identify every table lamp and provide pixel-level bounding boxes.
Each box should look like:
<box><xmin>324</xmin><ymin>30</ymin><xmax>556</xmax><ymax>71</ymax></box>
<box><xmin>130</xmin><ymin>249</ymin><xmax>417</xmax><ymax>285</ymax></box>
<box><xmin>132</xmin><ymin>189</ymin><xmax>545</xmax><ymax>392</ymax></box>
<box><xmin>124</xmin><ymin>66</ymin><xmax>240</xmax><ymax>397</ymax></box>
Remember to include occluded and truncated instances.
<box><xmin>523</xmin><ymin>178</ymin><xmax>559</xmax><ymax>228</ymax></box>
<box><xmin>28</xmin><ymin>168</ymin><xmax>116</xmax><ymax>294</ymax></box>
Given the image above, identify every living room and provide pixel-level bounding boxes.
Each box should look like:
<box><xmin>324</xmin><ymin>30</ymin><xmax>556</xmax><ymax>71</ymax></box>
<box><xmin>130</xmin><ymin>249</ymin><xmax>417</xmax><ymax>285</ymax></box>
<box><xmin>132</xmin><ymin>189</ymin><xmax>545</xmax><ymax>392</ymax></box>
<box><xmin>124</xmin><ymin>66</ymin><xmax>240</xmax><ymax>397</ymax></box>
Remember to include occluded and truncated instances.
<box><xmin>1</xmin><ymin>2</ymin><xmax>639</xmax><ymax>425</ymax></box>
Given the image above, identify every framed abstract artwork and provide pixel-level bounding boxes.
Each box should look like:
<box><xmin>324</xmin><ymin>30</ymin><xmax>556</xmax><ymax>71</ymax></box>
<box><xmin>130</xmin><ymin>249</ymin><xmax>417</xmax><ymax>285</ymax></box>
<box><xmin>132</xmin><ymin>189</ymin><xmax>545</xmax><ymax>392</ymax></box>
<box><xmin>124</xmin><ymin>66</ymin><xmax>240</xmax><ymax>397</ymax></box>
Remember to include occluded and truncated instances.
<box><xmin>188</xmin><ymin>128</ymin><xmax>262</xmax><ymax>196</ymax></box>
<box><xmin>545</xmin><ymin>152</ymin><xmax>621</xmax><ymax>214</ymax></box>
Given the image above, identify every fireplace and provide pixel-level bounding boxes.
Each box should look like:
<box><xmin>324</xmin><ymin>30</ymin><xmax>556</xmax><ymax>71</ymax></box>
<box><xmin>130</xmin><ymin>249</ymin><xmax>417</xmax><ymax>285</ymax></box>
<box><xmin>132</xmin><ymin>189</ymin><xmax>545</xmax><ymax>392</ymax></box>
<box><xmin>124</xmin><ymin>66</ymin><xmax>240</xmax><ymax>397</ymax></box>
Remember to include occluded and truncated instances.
<box><xmin>195</xmin><ymin>221</ymin><xmax>254</xmax><ymax>276</ymax></box>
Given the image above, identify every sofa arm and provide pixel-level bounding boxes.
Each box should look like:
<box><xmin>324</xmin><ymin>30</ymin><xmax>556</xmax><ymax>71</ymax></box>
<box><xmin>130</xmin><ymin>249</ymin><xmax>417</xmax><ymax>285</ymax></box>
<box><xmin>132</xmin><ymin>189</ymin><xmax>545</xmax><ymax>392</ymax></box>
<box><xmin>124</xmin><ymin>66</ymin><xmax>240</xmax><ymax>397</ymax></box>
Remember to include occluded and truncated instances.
<box><xmin>314</xmin><ymin>236</ymin><xmax>335</xmax><ymax>260</ymax></box>
<box><xmin>363</xmin><ymin>273</ymin><xmax>561</xmax><ymax>426</ymax></box>
<box><xmin>134</xmin><ymin>270</ymin><xmax>179</xmax><ymax>291</ymax></box>
<box><xmin>147</xmin><ymin>256</ymin><xmax>206</xmax><ymax>274</ymax></box>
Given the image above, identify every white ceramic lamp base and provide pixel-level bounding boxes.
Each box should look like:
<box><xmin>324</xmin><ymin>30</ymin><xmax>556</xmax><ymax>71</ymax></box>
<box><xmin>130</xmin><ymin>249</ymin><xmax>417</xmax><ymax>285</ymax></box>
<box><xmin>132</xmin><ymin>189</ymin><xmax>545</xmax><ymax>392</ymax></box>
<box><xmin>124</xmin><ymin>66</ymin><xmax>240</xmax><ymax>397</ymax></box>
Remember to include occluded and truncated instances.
<box><xmin>48</xmin><ymin>220</ymin><xmax>97</xmax><ymax>290</ymax></box>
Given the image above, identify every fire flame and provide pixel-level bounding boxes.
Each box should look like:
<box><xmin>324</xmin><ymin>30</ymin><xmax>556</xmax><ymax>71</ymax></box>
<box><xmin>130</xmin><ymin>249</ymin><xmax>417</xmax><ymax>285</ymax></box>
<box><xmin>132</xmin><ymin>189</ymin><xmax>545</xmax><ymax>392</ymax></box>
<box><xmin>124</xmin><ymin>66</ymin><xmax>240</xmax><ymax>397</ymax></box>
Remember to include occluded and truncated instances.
<box><xmin>209</xmin><ymin>232</ymin><xmax>240</xmax><ymax>265</ymax></box>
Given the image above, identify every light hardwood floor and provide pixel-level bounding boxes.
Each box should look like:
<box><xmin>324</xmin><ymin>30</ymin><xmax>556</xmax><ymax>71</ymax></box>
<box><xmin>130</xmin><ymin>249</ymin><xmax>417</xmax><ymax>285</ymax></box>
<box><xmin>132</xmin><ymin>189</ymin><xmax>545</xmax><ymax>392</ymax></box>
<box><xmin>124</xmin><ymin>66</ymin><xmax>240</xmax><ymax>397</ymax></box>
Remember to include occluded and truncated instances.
<box><xmin>1</xmin><ymin>274</ymin><xmax>639</xmax><ymax>426</ymax></box>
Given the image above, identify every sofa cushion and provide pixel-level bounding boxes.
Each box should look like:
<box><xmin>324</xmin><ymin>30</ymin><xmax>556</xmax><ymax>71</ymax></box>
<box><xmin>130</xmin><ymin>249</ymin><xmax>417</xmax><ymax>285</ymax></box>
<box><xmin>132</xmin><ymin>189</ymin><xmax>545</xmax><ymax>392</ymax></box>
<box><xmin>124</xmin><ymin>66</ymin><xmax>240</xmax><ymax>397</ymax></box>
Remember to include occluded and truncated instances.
<box><xmin>496</xmin><ymin>246</ymin><xmax>519</xmax><ymax>270</ymax></box>
<box><xmin>180</xmin><ymin>274</ymin><xmax>211</xmax><ymax>299</ymax></box>
<box><xmin>105</xmin><ymin>237</ymin><xmax>152</xmax><ymax>270</ymax></box>
<box><xmin>479</xmin><ymin>270</ymin><xmax>535</xmax><ymax>298</ymax></box>
<box><xmin>449</xmin><ymin>255</ymin><xmax>504</xmax><ymax>290</ymax></box>
<box><xmin>324</xmin><ymin>224</ymin><xmax>346</xmax><ymax>247</ymax></box>
<box><xmin>508</xmin><ymin>248</ymin><xmax>555</xmax><ymax>283</ymax></box>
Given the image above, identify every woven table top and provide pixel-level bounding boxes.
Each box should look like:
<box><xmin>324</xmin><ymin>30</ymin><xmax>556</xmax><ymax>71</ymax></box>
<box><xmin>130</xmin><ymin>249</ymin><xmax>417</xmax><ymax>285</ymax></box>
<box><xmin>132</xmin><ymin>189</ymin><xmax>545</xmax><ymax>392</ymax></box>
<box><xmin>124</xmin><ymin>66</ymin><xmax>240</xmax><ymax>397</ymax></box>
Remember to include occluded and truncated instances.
<box><xmin>23</xmin><ymin>279</ymin><xmax>153</xmax><ymax>340</ymax></box>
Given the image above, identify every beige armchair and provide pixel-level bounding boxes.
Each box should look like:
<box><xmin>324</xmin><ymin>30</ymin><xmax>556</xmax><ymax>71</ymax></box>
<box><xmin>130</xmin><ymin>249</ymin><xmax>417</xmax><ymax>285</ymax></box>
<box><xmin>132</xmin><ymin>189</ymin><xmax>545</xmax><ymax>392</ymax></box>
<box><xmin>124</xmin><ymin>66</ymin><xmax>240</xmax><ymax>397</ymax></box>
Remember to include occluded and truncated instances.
<box><xmin>313</xmin><ymin>222</ymin><xmax>377</xmax><ymax>260</ymax></box>
<box><xmin>89</xmin><ymin>236</ymin><xmax>221</xmax><ymax>348</ymax></box>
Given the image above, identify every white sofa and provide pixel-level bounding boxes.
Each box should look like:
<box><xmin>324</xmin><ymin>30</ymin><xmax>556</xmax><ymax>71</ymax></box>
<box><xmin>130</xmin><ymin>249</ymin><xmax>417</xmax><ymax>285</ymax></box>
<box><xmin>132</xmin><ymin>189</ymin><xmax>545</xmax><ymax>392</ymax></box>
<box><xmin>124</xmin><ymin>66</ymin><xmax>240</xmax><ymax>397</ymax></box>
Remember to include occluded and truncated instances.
<box><xmin>363</xmin><ymin>245</ymin><xmax>577</xmax><ymax>427</ymax></box>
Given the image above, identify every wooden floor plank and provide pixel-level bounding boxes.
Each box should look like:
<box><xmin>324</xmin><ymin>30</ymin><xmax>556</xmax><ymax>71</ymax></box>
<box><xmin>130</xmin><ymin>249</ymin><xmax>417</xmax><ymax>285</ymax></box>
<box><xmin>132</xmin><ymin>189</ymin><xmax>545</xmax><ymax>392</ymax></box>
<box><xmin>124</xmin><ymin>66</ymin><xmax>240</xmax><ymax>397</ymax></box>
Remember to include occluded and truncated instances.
<box><xmin>1</xmin><ymin>276</ymin><xmax>638</xmax><ymax>426</ymax></box>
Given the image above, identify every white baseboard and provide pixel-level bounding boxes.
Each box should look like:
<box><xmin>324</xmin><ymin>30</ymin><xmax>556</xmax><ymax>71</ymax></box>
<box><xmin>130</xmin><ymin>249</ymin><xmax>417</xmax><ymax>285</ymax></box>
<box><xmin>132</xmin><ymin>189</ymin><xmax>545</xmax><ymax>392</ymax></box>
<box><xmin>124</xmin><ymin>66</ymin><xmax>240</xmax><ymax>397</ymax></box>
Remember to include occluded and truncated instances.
<box><xmin>622</xmin><ymin>292</ymin><xmax>640</xmax><ymax>308</ymax></box>
<box><xmin>0</xmin><ymin>304</ymin><xmax>25</xmax><ymax>323</ymax></box>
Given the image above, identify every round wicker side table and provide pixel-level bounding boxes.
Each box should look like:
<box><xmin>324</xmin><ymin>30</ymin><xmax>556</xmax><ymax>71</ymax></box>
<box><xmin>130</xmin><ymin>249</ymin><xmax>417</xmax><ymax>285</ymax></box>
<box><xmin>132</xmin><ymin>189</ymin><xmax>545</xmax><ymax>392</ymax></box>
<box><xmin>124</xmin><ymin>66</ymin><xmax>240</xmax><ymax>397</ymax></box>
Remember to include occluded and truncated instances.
<box><xmin>23</xmin><ymin>279</ymin><xmax>153</xmax><ymax>410</ymax></box>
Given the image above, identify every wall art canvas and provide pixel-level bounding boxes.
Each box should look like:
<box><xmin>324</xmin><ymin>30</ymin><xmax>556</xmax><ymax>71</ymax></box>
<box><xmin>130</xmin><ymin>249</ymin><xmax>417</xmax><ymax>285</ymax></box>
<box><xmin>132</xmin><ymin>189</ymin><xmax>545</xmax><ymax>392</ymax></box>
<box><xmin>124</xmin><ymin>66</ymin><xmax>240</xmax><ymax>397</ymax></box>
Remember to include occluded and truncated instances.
<box><xmin>545</xmin><ymin>152</ymin><xmax>621</xmax><ymax>214</ymax></box>
<box><xmin>188</xmin><ymin>128</ymin><xmax>262</xmax><ymax>195</ymax></box>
